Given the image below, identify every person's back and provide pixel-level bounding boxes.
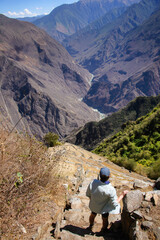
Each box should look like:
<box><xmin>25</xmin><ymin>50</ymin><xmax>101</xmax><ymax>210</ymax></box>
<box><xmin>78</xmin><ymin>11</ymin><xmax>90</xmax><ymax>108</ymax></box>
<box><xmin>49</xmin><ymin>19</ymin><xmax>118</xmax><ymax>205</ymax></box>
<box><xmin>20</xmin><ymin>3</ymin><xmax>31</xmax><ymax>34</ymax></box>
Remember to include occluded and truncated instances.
<box><xmin>86</xmin><ymin>167</ymin><xmax>128</xmax><ymax>235</ymax></box>
<box><xmin>86</xmin><ymin>179</ymin><xmax>120</xmax><ymax>214</ymax></box>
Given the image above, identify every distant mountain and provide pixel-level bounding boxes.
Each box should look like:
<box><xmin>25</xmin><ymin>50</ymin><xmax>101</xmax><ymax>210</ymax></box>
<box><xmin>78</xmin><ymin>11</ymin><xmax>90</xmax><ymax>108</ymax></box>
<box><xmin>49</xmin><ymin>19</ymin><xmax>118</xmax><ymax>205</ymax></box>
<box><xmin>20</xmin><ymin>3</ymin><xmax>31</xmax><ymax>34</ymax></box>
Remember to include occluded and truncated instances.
<box><xmin>65</xmin><ymin>0</ymin><xmax>160</xmax><ymax>69</ymax></box>
<box><xmin>83</xmin><ymin>7</ymin><xmax>160</xmax><ymax>113</ymax></box>
<box><xmin>64</xmin><ymin>0</ymin><xmax>160</xmax><ymax>114</ymax></box>
<box><xmin>0</xmin><ymin>15</ymin><xmax>99</xmax><ymax>138</ymax></box>
<box><xmin>17</xmin><ymin>15</ymin><xmax>44</xmax><ymax>23</ymax></box>
<box><xmin>66</xmin><ymin>95</ymin><xmax>160</xmax><ymax>150</ymax></box>
<box><xmin>33</xmin><ymin>0</ymin><xmax>140</xmax><ymax>42</ymax></box>
<box><xmin>63</xmin><ymin>6</ymin><xmax>127</xmax><ymax>54</ymax></box>
<box><xmin>93</xmin><ymin>102</ymin><xmax>160</xmax><ymax>179</ymax></box>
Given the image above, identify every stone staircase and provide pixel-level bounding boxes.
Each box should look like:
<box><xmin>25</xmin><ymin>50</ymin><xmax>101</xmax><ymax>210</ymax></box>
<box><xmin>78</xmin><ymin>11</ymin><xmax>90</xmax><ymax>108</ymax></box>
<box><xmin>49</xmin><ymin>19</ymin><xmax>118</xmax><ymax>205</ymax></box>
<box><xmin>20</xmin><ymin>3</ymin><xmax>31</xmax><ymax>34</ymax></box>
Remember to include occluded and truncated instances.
<box><xmin>37</xmin><ymin>143</ymin><xmax>155</xmax><ymax>240</ymax></box>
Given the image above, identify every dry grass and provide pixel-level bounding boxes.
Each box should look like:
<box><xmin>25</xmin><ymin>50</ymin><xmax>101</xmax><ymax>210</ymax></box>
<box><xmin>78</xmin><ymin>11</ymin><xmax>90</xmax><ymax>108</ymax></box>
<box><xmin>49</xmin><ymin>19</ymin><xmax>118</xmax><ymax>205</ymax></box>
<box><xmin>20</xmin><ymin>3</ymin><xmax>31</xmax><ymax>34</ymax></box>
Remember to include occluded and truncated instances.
<box><xmin>0</xmin><ymin>122</ymin><xmax>64</xmax><ymax>239</ymax></box>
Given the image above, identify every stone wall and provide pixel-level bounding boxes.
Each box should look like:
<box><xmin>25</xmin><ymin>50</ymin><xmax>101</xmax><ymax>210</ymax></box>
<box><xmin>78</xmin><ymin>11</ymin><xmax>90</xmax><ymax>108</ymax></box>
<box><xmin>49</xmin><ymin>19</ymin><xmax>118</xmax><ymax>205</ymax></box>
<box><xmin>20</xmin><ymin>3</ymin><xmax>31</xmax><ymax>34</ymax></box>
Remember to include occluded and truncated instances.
<box><xmin>122</xmin><ymin>190</ymin><xmax>160</xmax><ymax>240</ymax></box>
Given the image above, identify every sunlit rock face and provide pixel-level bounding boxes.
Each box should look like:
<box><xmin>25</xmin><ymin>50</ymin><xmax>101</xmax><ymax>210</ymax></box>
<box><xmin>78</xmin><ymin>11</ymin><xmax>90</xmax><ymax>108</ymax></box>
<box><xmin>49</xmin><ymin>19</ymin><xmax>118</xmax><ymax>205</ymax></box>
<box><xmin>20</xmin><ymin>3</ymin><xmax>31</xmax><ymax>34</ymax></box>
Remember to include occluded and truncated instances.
<box><xmin>0</xmin><ymin>15</ymin><xmax>99</xmax><ymax>138</ymax></box>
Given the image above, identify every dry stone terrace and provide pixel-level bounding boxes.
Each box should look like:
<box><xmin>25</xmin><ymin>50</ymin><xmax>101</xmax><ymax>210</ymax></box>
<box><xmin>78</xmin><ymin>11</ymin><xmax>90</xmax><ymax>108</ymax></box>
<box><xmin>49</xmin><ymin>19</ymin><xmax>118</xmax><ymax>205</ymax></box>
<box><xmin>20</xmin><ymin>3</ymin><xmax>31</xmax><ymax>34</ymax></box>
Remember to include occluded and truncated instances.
<box><xmin>33</xmin><ymin>143</ymin><xmax>159</xmax><ymax>240</ymax></box>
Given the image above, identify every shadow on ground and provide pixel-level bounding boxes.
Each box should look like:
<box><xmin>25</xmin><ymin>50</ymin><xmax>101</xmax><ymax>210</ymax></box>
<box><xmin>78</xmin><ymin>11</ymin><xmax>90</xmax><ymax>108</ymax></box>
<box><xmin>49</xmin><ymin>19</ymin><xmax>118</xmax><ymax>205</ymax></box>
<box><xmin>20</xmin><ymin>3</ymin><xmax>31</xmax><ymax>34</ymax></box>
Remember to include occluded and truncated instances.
<box><xmin>59</xmin><ymin>224</ymin><xmax>127</xmax><ymax>239</ymax></box>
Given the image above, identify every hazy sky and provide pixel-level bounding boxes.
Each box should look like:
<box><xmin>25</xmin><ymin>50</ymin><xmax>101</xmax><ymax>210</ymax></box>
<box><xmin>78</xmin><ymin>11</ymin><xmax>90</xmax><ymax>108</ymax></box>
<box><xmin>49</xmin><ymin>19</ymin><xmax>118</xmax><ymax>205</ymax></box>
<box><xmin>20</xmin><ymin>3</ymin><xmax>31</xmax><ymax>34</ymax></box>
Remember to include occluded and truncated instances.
<box><xmin>1</xmin><ymin>0</ymin><xmax>78</xmax><ymax>18</ymax></box>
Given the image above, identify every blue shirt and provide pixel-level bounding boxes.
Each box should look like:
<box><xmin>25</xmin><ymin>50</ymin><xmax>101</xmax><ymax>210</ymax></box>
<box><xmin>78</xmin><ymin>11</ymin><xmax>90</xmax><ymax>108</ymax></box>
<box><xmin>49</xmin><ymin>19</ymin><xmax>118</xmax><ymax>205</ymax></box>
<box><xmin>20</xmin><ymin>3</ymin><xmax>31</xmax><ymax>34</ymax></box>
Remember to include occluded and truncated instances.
<box><xmin>86</xmin><ymin>179</ymin><xmax>120</xmax><ymax>214</ymax></box>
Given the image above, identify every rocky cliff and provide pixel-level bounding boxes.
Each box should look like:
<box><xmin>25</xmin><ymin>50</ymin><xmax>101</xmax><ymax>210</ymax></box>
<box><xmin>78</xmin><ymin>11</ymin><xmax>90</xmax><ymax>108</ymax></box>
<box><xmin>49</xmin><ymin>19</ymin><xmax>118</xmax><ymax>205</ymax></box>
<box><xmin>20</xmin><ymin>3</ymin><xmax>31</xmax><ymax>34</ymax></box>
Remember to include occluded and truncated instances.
<box><xmin>0</xmin><ymin>15</ymin><xmax>99</xmax><ymax>138</ymax></box>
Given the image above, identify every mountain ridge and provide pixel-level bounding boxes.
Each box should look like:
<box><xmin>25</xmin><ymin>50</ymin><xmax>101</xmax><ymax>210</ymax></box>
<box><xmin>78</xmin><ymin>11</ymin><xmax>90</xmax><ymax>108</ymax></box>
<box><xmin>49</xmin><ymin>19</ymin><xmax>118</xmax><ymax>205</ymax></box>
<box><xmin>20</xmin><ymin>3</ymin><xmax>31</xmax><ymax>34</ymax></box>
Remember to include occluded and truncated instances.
<box><xmin>82</xmin><ymin>6</ymin><xmax>160</xmax><ymax>113</ymax></box>
<box><xmin>66</xmin><ymin>95</ymin><xmax>160</xmax><ymax>150</ymax></box>
<box><xmin>65</xmin><ymin>0</ymin><xmax>160</xmax><ymax>71</ymax></box>
<box><xmin>64</xmin><ymin>0</ymin><xmax>160</xmax><ymax>114</ymax></box>
<box><xmin>33</xmin><ymin>0</ymin><xmax>140</xmax><ymax>42</ymax></box>
<box><xmin>0</xmin><ymin>14</ymin><xmax>99</xmax><ymax>138</ymax></box>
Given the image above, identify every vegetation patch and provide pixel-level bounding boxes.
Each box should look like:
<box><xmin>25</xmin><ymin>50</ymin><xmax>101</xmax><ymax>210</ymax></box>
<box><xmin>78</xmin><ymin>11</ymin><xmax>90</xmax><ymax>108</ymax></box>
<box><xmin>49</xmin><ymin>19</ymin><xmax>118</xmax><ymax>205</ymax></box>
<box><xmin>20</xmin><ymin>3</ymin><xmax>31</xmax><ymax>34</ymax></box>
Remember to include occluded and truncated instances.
<box><xmin>93</xmin><ymin>103</ymin><xmax>160</xmax><ymax>179</ymax></box>
<box><xmin>43</xmin><ymin>132</ymin><xmax>60</xmax><ymax>147</ymax></box>
<box><xmin>0</xmin><ymin>123</ymin><xmax>63</xmax><ymax>239</ymax></box>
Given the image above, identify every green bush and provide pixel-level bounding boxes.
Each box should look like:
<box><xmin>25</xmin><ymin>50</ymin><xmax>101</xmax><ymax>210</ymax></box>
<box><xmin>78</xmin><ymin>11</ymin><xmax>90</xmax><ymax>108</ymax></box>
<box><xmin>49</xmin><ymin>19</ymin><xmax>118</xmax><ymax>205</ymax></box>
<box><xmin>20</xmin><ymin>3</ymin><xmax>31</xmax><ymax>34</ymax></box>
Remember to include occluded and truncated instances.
<box><xmin>43</xmin><ymin>132</ymin><xmax>59</xmax><ymax>147</ymax></box>
<box><xmin>147</xmin><ymin>159</ymin><xmax>160</xmax><ymax>179</ymax></box>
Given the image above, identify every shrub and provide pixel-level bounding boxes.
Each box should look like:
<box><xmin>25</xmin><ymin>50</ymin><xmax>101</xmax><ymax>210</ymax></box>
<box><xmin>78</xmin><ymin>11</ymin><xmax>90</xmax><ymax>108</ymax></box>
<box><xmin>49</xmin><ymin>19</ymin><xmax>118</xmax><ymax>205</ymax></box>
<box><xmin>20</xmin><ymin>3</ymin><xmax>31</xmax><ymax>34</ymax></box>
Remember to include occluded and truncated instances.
<box><xmin>43</xmin><ymin>132</ymin><xmax>59</xmax><ymax>147</ymax></box>
<box><xmin>147</xmin><ymin>159</ymin><xmax>160</xmax><ymax>179</ymax></box>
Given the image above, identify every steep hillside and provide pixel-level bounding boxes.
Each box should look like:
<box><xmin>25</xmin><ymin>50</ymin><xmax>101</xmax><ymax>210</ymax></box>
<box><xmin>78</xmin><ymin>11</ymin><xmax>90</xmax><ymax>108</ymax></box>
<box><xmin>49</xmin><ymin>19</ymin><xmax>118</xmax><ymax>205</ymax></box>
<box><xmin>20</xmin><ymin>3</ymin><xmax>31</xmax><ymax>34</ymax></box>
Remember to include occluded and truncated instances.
<box><xmin>33</xmin><ymin>0</ymin><xmax>140</xmax><ymax>42</ymax></box>
<box><xmin>1</xmin><ymin>124</ymin><xmax>158</xmax><ymax>239</ymax></box>
<box><xmin>65</xmin><ymin>0</ymin><xmax>160</xmax><ymax>114</ymax></box>
<box><xmin>94</xmin><ymin>103</ymin><xmax>160</xmax><ymax>179</ymax></box>
<box><xmin>66</xmin><ymin>95</ymin><xmax>160</xmax><ymax>150</ymax></box>
<box><xmin>0</xmin><ymin>15</ymin><xmax>99</xmax><ymax>138</ymax></box>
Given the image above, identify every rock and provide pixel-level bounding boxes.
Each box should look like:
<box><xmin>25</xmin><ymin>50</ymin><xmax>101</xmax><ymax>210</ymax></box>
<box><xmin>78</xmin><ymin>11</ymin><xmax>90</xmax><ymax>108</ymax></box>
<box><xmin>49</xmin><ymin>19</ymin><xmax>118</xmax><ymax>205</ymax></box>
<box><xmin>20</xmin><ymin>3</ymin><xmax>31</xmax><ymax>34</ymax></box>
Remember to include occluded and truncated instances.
<box><xmin>81</xmin><ymin>212</ymin><xmax>90</xmax><ymax>223</ymax></box>
<box><xmin>123</xmin><ymin>190</ymin><xmax>143</xmax><ymax>212</ymax></box>
<box><xmin>141</xmin><ymin>201</ymin><xmax>151</xmax><ymax>208</ymax></box>
<box><xmin>32</xmin><ymin>221</ymin><xmax>52</xmax><ymax>240</ymax></box>
<box><xmin>133</xmin><ymin>180</ymin><xmax>150</xmax><ymax>189</ymax></box>
<box><xmin>70</xmin><ymin>198</ymin><xmax>82</xmax><ymax>209</ymax></box>
<box><xmin>155</xmin><ymin>177</ymin><xmax>160</xmax><ymax>190</ymax></box>
<box><xmin>108</xmin><ymin>214</ymin><xmax>121</xmax><ymax>232</ymax></box>
<box><xmin>61</xmin><ymin>230</ymin><xmax>83</xmax><ymax>240</ymax></box>
<box><xmin>144</xmin><ymin>216</ymin><xmax>152</xmax><ymax>221</ymax></box>
<box><xmin>145</xmin><ymin>208</ymin><xmax>150</xmax><ymax>213</ymax></box>
<box><xmin>129</xmin><ymin>221</ymin><xmax>149</xmax><ymax>240</ymax></box>
<box><xmin>64</xmin><ymin>209</ymin><xmax>82</xmax><ymax>223</ymax></box>
<box><xmin>131</xmin><ymin>210</ymin><xmax>143</xmax><ymax>219</ymax></box>
<box><xmin>153</xmin><ymin>227</ymin><xmax>160</xmax><ymax>240</ymax></box>
<box><xmin>145</xmin><ymin>192</ymin><xmax>153</xmax><ymax>201</ymax></box>
<box><xmin>108</xmin><ymin>214</ymin><xmax>121</xmax><ymax>224</ymax></box>
<box><xmin>62</xmin><ymin>184</ymin><xmax>69</xmax><ymax>190</ymax></box>
<box><xmin>121</xmin><ymin>180</ymin><xmax>130</xmax><ymax>186</ymax></box>
<box><xmin>145</xmin><ymin>191</ymin><xmax>160</xmax><ymax>205</ymax></box>
<box><xmin>61</xmin><ymin>220</ymin><xmax>67</xmax><ymax>228</ymax></box>
<box><xmin>141</xmin><ymin>221</ymin><xmax>153</xmax><ymax>229</ymax></box>
<box><xmin>152</xmin><ymin>194</ymin><xmax>159</xmax><ymax>206</ymax></box>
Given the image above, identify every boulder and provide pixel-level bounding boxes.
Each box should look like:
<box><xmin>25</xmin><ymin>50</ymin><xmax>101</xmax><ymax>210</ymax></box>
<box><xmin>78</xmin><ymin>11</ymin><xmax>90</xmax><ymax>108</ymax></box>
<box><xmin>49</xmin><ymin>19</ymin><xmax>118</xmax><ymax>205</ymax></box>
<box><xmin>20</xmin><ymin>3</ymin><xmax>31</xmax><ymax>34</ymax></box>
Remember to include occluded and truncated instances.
<box><xmin>145</xmin><ymin>192</ymin><xmax>153</xmax><ymax>201</ymax></box>
<box><xmin>145</xmin><ymin>191</ymin><xmax>160</xmax><ymax>205</ymax></box>
<box><xmin>123</xmin><ymin>190</ymin><xmax>143</xmax><ymax>212</ymax></box>
<box><xmin>141</xmin><ymin>221</ymin><xmax>153</xmax><ymax>229</ymax></box>
<box><xmin>133</xmin><ymin>180</ymin><xmax>151</xmax><ymax>189</ymax></box>
<box><xmin>152</xmin><ymin>194</ymin><xmax>159</xmax><ymax>206</ymax></box>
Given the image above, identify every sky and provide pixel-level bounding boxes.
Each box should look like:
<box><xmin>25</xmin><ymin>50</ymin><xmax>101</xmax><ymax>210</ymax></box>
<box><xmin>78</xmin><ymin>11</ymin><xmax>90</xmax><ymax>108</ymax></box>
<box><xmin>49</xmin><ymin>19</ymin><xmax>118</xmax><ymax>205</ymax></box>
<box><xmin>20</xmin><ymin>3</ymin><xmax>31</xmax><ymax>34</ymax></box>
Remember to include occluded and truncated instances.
<box><xmin>0</xmin><ymin>0</ymin><xmax>78</xmax><ymax>18</ymax></box>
